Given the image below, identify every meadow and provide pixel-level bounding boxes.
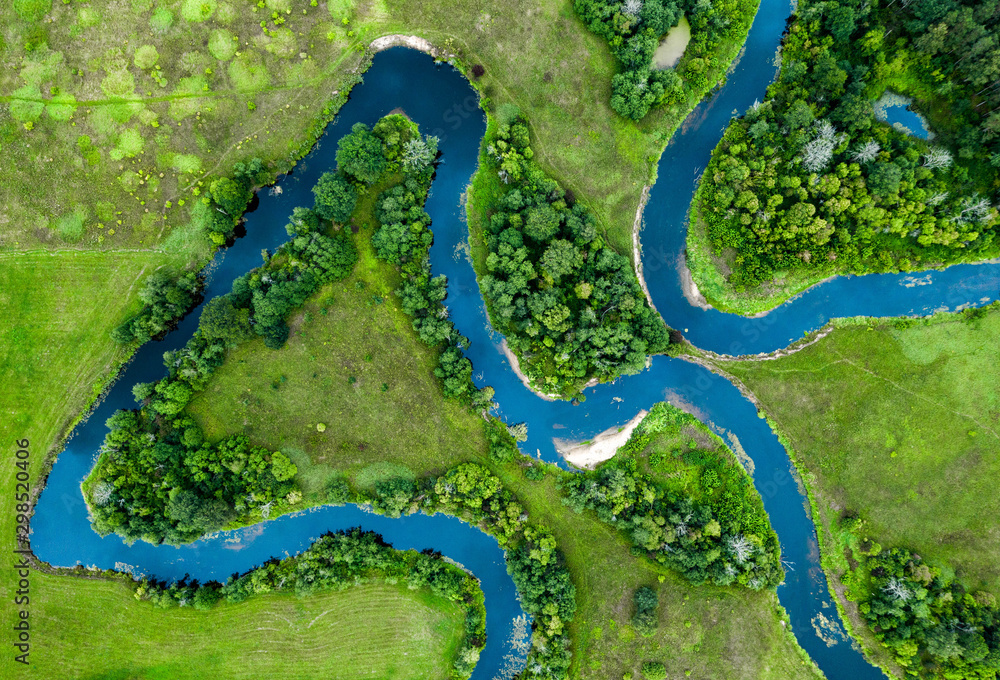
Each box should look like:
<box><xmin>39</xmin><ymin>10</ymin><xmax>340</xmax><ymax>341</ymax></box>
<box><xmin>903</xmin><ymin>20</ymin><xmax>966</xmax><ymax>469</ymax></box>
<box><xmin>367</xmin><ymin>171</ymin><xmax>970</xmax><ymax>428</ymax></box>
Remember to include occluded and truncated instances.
<box><xmin>714</xmin><ymin>306</ymin><xmax>1000</xmax><ymax>670</ymax></box>
<box><xmin>28</xmin><ymin>576</ymin><xmax>464</xmax><ymax>679</ymax></box>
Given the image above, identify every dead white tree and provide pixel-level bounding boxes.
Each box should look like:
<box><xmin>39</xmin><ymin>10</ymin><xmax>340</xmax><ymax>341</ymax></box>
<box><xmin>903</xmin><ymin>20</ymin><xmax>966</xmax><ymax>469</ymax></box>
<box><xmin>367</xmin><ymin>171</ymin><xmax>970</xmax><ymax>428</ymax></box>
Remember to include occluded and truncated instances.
<box><xmin>883</xmin><ymin>577</ymin><xmax>912</xmax><ymax>602</ymax></box>
<box><xmin>802</xmin><ymin>120</ymin><xmax>840</xmax><ymax>173</ymax></box>
<box><xmin>953</xmin><ymin>194</ymin><xmax>992</xmax><ymax>224</ymax></box>
<box><xmin>922</xmin><ymin>147</ymin><xmax>953</xmax><ymax>170</ymax></box>
<box><xmin>851</xmin><ymin>140</ymin><xmax>881</xmax><ymax>164</ymax></box>
<box><xmin>926</xmin><ymin>191</ymin><xmax>949</xmax><ymax>206</ymax></box>
<box><xmin>622</xmin><ymin>0</ymin><xmax>643</xmax><ymax>19</ymax></box>
<box><xmin>259</xmin><ymin>500</ymin><xmax>275</xmax><ymax>519</ymax></box>
<box><xmin>727</xmin><ymin>534</ymin><xmax>755</xmax><ymax>564</ymax></box>
<box><xmin>92</xmin><ymin>482</ymin><xmax>115</xmax><ymax>507</ymax></box>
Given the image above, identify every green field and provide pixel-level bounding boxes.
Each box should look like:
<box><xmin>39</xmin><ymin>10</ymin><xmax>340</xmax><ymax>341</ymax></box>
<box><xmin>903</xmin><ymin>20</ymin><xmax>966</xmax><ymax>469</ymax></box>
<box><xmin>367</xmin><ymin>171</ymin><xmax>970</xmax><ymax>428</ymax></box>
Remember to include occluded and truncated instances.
<box><xmin>185</xmin><ymin>229</ymin><xmax>820</xmax><ymax>680</ymax></box>
<box><xmin>0</xmin><ymin>0</ymin><xmax>745</xmax><ymax>256</ymax></box>
<box><xmin>28</xmin><ymin>575</ymin><xmax>464</xmax><ymax>679</ymax></box>
<box><xmin>711</xmin><ymin>307</ymin><xmax>1000</xmax><ymax>668</ymax></box>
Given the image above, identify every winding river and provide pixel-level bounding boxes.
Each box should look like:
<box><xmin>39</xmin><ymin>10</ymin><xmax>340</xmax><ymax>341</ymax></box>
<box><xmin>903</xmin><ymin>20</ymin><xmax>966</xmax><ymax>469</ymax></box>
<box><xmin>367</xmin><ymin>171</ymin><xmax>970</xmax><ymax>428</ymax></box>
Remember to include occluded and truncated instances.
<box><xmin>32</xmin><ymin>0</ymin><xmax>1000</xmax><ymax>678</ymax></box>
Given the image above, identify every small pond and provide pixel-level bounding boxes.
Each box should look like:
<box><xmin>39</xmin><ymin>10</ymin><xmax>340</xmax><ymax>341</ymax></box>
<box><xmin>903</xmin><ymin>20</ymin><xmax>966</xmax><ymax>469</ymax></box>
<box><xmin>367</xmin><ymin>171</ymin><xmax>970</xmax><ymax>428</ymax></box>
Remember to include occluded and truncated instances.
<box><xmin>874</xmin><ymin>91</ymin><xmax>933</xmax><ymax>140</ymax></box>
<box><xmin>653</xmin><ymin>16</ymin><xmax>691</xmax><ymax>69</ymax></box>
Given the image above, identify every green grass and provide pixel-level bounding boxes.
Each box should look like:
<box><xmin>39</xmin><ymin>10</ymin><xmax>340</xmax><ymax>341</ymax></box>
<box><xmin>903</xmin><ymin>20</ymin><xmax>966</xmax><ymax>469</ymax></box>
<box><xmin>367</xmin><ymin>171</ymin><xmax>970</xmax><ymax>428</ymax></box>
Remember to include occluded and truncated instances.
<box><xmin>26</xmin><ymin>575</ymin><xmax>465</xmax><ymax>679</ymax></box>
<box><xmin>1</xmin><ymin>0</ymin><xmax>758</xmax><ymax>259</ymax></box>
<box><xmin>186</xmin><ymin>223</ymin><xmax>488</xmax><ymax>491</ymax></box>
<box><xmin>717</xmin><ymin>309</ymin><xmax>1000</xmax><ymax>593</ymax></box>
<box><xmin>182</xmin><ymin>229</ymin><xmax>821</xmax><ymax>680</ymax></box>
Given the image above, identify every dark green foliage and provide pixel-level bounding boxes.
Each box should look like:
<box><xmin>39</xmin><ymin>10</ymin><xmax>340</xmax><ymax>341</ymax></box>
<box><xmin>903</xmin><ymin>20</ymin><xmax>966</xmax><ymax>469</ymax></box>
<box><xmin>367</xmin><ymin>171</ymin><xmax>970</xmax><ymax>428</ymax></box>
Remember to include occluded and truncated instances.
<box><xmin>312</xmin><ymin>171</ymin><xmax>357</xmax><ymax>223</ymax></box>
<box><xmin>210</xmin><ymin>176</ymin><xmax>252</xmax><ymax>217</ymax></box>
<box><xmin>632</xmin><ymin>585</ymin><xmax>659</xmax><ymax>636</ymax></box>
<box><xmin>480</xmin><ymin>118</ymin><xmax>673</xmax><ymax>396</ymax></box>
<box><xmin>698</xmin><ymin>0</ymin><xmax>1000</xmax><ymax>292</ymax></box>
<box><xmin>198</xmin><ymin>295</ymin><xmax>253</xmax><ymax>347</ymax></box>
<box><xmin>111</xmin><ymin>270</ymin><xmax>202</xmax><ymax>344</ymax></box>
<box><xmin>858</xmin><ymin>549</ymin><xmax>1000</xmax><ymax>679</ymax></box>
<box><xmin>372</xmin><ymin>180</ymin><xmax>433</xmax><ymax>265</ymax></box>
<box><xmin>336</xmin><ymin>122</ymin><xmax>386</xmax><ymax>184</ymax></box>
<box><xmin>136</xmin><ymin>528</ymin><xmax>487</xmax><ymax>680</ymax></box>
<box><xmin>641</xmin><ymin>661</ymin><xmax>667</xmax><ymax>680</ymax></box>
<box><xmin>560</xmin><ymin>404</ymin><xmax>783</xmax><ymax>590</ymax></box>
<box><xmin>485</xmin><ymin>418</ymin><xmax>519</xmax><ymax>463</ymax></box>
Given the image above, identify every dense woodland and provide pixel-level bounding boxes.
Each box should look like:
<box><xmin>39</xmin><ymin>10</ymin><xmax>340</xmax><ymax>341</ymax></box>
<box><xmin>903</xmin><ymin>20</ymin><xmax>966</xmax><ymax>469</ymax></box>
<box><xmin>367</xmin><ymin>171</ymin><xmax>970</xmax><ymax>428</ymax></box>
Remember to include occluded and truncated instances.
<box><xmin>137</xmin><ymin>528</ymin><xmax>487</xmax><ymax>680</ymax></box>
<box><xmin>477</xmin><ymin>116</ymin><xmax>674</xmax><ymax>397</ymax></box>
<box><xmin>698</xmin><ymin>0</ymin><xmax>1000</xmax><ymax>291</ymax></box>
<box><xmin>111</xmin><ymin>270</ymin><xmax>202</xmax><ymax>344</ymax></box>
<box><xmin>561</xmin><ymin>403</ymin><xmax>783</xmax><ymax>590</ymax></box>
<box><xmin>575</xmin><ymin>0</ymin><xmax>758</xmax><ymax>119</ymax></box>
<box><xmin>841</xmin><ymin>516</ymin><xmax>1000</xmax><ymax>679</ymax></box>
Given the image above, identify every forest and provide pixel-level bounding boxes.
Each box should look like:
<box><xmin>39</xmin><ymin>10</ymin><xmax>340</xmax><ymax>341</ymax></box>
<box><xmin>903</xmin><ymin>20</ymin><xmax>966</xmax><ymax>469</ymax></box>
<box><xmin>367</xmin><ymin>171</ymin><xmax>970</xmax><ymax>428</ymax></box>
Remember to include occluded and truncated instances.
<box><xmin>574</xmin><ymin>0</ymin><xmax>759</xmax><ymax>120</ymax></box>
<box><xmin>697</xmin><ymin>0</ymin><xmax>1000</xmax><ymax>292</ymax></box>
<box><xmin>561</xmin><ymin>403</ymin><xmax>783</xmax><ymax>590</ymax></box>
<box><xmin>476</xmin><ymin>115</ymin><xmax>675</xmax><ymax>397</ymax></box>
<box><xmin>136</xmin><ymin>528</ymin><xmax>487</xmax><ymax>680</ymax></box>
<box><xmin>843</xmin><ymin>521</ymin><xmax>1000</xmax><ymax>679</ymax></box>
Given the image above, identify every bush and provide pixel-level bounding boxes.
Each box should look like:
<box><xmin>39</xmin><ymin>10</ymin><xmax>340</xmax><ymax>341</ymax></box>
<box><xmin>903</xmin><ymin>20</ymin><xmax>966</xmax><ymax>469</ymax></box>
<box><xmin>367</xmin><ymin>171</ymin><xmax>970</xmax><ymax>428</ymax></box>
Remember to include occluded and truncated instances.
<box><xmin>641</xmin><ymin>661</ymin><xmax>667</xmax><ymax>680</ymax></box>
<box><xmin>312</xmin><ymin>171</ymin><xmax>357</xmax><ymax>223</ymax></box>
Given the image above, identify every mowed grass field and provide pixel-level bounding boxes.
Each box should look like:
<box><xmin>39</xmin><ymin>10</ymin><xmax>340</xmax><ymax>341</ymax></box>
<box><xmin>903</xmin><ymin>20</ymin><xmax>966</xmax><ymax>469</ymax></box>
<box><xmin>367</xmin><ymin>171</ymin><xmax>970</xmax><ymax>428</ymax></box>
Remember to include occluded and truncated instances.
<box><xmin>28</xmin><ymin>576</ymin><xmax>464</xmax><ymax>680</ymax></box>
<box><xmin>719</xmin><ymin>308</ymin><xmax>1000</xmax><ymax>595</ymax></box>
<box><xmin>185</xmin><ymin>231</ymin><xmax>820</xmax><ymax>680</ymax></box>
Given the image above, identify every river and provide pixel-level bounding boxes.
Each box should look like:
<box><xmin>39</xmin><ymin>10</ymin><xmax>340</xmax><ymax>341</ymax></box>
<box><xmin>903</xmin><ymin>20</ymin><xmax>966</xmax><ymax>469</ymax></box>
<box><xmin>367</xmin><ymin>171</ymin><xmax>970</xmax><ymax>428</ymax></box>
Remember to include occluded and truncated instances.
<box><xmin>31</xmin><ymin>0</ymin><xmax>1000</xmax><ymax>678</ymax></box>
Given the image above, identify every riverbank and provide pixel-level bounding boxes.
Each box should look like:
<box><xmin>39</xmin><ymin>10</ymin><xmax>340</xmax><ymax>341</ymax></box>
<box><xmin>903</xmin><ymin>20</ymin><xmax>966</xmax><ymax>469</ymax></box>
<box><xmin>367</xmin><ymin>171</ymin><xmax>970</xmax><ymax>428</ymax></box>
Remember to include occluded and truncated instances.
<box><xmin>554</xmin><ymin>410</ymin><xmax>649</xmax><ymax>469</ymax></box>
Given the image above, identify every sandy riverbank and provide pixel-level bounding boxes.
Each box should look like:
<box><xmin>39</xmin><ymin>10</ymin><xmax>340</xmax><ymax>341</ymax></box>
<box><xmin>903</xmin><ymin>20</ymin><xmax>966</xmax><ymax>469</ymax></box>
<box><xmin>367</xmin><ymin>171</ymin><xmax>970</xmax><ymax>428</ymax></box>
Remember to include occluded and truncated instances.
<box><xmin>631</xmin><ymin>185</ymin><xmax>659</xmax><ymax>315</ymax></box>
<box><xmin>554</xmin><ymin>410</ymin><xmax>648</xmax><ymax>469</ymax></box>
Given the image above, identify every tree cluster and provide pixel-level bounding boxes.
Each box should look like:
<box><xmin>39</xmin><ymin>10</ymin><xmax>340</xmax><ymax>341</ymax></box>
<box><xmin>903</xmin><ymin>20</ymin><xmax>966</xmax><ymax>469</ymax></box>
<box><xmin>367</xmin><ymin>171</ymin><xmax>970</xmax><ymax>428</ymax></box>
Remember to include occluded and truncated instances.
<box><xmin>859</xmin><ymin>548</ymin><xmax>1000</xmax><ymax>679</ymax></box>
<box><xmin>479</xmin><ymin>117</ymin><xmax>673</xmax><ymax>397</ymax></box>
<box><xmin>574</xmin><ymin>0</ymin><xmax>685</xmax><ymax>119</ymax></box>
<box><xmin>698</xmin><ymin>0</ymin><xmax>1000</xmax><ymax>291</ymax></box>
<box><xmin>204</xmin><ymin>157</ymin><xmax>272</xmax><ymax>246</ymax></box>
<box><xmin>111</xmin><ymin>270</ymin><xmax>202</xmax><ymax>344</ymax></box>
<box><xmin>560</xmin><ymin>404</ymin><xmax>782</xmax><ymax>589</ymax></box>
<box><xmin>365</xmin><ymin>117</ymin><xmax>492</xmax><ymax>408</ymax></box>
<box><xmin>136</xmin><ymin>528</ymin><xmax>487</xmax><ymax>680</ymax></box>
<box><xmin>632</xmin><ymin>585</ymin><xmax>659</xmax><ymax>636</ymax></box>
<box><xmin>575</xmin><ymin>0</ymin><xmax>757</xmax><ymax>120</ymax></box>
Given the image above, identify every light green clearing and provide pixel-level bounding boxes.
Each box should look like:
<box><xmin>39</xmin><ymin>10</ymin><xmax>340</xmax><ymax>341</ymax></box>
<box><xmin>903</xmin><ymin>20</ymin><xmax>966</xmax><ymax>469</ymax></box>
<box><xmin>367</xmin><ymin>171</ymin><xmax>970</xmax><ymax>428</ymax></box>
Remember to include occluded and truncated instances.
<box><xmin>653</xmin><ymin>16</ymin><xmax>691</xmax><ymax>70</ymax></box>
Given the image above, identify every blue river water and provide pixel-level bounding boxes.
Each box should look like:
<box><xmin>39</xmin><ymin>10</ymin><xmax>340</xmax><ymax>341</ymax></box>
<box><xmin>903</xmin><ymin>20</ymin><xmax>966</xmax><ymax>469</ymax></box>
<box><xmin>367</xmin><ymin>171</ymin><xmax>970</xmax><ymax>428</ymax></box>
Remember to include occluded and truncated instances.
<box><xmin>31</xmin><ymin>0</ymin><xmax>1000</xmax><ymax>677</ymax></box>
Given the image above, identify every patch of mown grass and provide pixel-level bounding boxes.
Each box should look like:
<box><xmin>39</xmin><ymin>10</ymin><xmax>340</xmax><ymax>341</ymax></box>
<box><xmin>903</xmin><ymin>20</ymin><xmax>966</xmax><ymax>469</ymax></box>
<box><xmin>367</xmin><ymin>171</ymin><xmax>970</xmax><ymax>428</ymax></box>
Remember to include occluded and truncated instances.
<box><xmin>26</xmin><ymin>575</ymin><xmax>465</xmax><ymax>680</ymax></box>
<box><xmin>718</xmin><ymin>306</ymin><xmax>1000</xmax><ymax>597</ymax></box>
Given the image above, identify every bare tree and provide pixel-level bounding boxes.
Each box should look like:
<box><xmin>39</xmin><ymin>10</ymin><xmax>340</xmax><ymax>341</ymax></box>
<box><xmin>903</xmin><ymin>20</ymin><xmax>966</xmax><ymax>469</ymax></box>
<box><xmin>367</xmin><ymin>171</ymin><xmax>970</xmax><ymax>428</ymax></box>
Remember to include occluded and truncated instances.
<box><xmin>727</xmin><ymin>534</ymin><xmax>755</xmax><ymax>564</ymax></box>
<box><xmin>622</xmin><ymin>0</ymin><xmax>643</xmax><ymax>18</ymax></box>
<box><xmin>851</xmin><ymin>140</ymin><xmax>881</xmax><ymax>164</ymax></box>
<box><xmin>802</xmin><ymin>120</ymin><xmax>840</xmax><ymax>173</ymax></box>
<box><xmin>92</xmin><ymin>482</ymin><xmax>115</xmax><ymax>507</ymax></box>
<box><xmin>922</xmin><ymin>147</ymin><xmax>953</xmax><ymax>170</ymax></box>
<box><xmin>953</xmin><ymin>194</ymin><xmax>992</xmax><ymax>224</ymax></box>
<box><xmin>927</xmin><ymin>191</ymin><xmax>949</xmax><ymax>206</ymax></box>
<box><xmin>883</xmin><ymin>578</ymin><xmax>912</xmax><ymax>602</ymax></box>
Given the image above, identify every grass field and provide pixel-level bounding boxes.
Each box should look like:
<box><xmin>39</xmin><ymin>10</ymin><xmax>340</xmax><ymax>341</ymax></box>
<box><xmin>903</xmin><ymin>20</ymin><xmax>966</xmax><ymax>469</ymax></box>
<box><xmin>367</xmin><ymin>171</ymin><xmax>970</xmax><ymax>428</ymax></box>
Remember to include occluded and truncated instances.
<box><xmin>1</xmin><ymin>0</ymin><xmax>758</xmax><ymax>258</ymax></box>
<box><xmin>183</xmin><ymin>230</ymin><xmax>820</xmax><ymax>680</ymax></box>
<box><xmin>712</xmin><ymin>307</ymin><xmax>1000</xmax><ymax>669</ymax></box>
<box><xmin>28</xmin><ymin>575</ymin><xmax>464</xmax><ymax>679</ymax></box>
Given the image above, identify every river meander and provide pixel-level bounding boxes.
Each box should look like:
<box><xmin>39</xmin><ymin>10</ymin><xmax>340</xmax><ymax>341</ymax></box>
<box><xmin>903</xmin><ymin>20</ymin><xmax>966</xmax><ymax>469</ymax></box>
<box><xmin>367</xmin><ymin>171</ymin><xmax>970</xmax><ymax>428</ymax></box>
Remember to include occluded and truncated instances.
<box><xmin>32</xmin><ymin>0</ymin><xmax>1000</xmax><ymax>678</ymax></box>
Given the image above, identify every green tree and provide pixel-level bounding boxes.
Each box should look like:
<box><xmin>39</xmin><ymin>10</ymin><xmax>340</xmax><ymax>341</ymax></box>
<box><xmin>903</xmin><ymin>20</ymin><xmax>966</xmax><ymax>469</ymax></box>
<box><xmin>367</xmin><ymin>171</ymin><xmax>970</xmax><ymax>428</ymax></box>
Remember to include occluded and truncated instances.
<box><xmin>312</xmin><ymin>172</ymin><xmax>357</xmax><ymax>222</ymax></box>
<box><xmin>336</xmin><ymin>122</ymin><xmax>386</xmax><ymax>184</ymax></box>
